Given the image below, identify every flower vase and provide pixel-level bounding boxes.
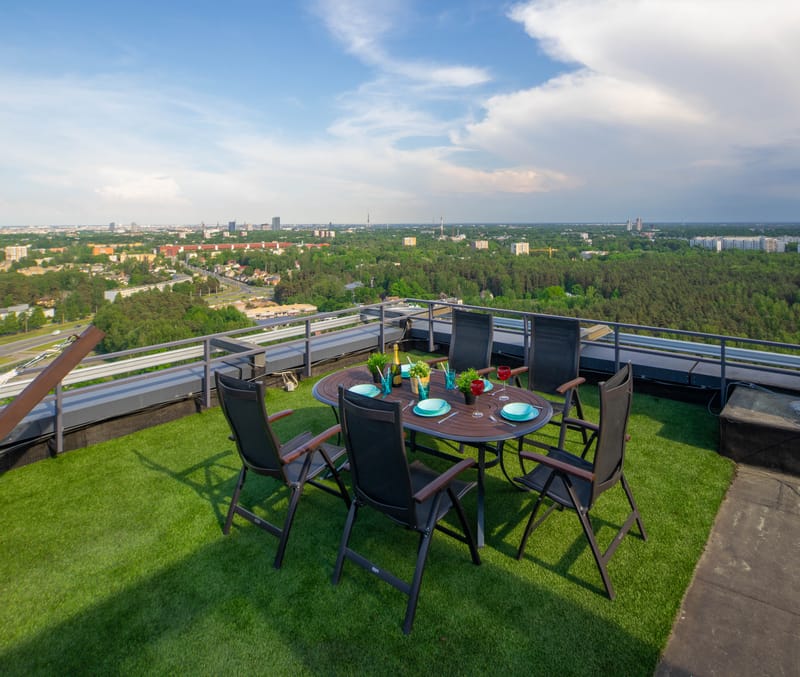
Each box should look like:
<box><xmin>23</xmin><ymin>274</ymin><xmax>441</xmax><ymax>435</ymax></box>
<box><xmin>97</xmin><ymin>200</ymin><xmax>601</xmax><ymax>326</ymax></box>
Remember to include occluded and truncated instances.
<box><xmin>410</xmin><ymin>375</ymin><xmax>430</xmax><ymax>395</ymax></box>
<box><xmin>463</xmin><ymin>391</ymin><xmax>476</xmax><ymax>405</ymax></box>
<box><xmin>371</xmin><ymin>368</ymin><xmax>382</xmax><ymax>384</ymax></box>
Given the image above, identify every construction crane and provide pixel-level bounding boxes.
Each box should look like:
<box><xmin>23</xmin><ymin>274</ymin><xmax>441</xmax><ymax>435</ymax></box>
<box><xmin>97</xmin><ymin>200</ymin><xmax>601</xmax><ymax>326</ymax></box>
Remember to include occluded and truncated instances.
<box><xmin>530</xmin><ymin>247</ymin><xmax>558</xmax><ymax>258</ymax></box>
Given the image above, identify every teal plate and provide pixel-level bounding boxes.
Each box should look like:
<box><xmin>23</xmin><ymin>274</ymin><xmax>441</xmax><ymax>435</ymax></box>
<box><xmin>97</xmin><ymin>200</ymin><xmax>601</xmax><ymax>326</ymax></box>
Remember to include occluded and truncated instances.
<box><xmin>348</xmin><ymin>383</ymin><xmax>381</xmax><ymax>397</ymax></box>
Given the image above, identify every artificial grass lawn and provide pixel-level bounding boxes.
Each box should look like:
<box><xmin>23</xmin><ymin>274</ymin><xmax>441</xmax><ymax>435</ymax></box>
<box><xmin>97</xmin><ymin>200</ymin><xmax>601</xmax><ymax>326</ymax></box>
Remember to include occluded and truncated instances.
<box><xmin>0</xmin><ymin>369</ymin><xmax>734</xmax><ymax>676</ymax></box>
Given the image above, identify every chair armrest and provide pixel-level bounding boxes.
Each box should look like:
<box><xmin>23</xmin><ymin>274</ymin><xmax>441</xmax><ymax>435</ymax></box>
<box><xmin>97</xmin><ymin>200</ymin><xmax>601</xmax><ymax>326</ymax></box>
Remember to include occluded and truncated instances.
<box><xmin>475</xmin><ymin>366</ymin><xmax>494</xmax><ymax>377</ymax></box>
<box><xmin>562</xmin><ymin>416</ymin><xmax>599</xmax><ymax>433</ymax></box>
<box><xmin>281</xmin><ymin>424</ymin><xmax>342</xmax><ymax>464</ymax></box>
<box><xmin>268</xmin><ymin>409</ymin><xmax>294</xmax><ymax>424</ymax></box>
<box><xmin>427</xmin><ymin>357</ymin><xmax>448</xmax><ymax>367</ymax></box>
<box><xmin>509</xmin><ymin>365</ymin><xmax>528</xmax><ymax>387</ymax></box>
<box><xmin>519</xmin><ymin>449</ymin><xmax>594</xmax><ymax>482</ymax></box>
<box><xmin>556</xmin><ymin>376</ymin><xmax>585</xmax><ymax>395</ymax></box>
<box><xmin>413</xmin><ymin>458</ymin><xmax>475</xmax><ymax>503</ymax></box>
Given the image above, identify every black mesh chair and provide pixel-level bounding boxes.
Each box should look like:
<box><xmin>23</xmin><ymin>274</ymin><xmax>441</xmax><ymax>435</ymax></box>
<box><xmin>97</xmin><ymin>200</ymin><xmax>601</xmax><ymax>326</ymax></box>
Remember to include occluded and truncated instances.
<box><xmin>216</xmin><ymin>372</ymin><xmax>350</xmax><ymax>569</ymax></box>
<box><xmin>333</xmin><ymin>386</ymin><xmax>481</xmax><ymax>634</ymax></box>
<box><xmin>512</xmin><ymin>315</ymin><xmax>587</xmax><ymax>451</ymax></box>
<box><xmin>514</xmin><ymin>363</ymin><xmax>646</xmax><ymax>599</ymax></box>
<box><xmin>430</xmin><ymin>308</ymin><xmax>494</xmax><ymax>375</ymax></box>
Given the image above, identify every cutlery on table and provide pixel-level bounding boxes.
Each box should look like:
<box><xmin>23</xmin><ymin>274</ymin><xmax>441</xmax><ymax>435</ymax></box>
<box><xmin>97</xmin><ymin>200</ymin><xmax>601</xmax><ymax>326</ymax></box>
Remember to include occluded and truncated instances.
<box><xmin>489</xmin><ymin>415</ymin><xmax>516</xmax><ymax>427</ymax></box>
<box><xmin>402</xmin><ymin>400</ymin><xmax>415</xmax><ymax>411</ymax></box>
<box><xmin>437</xmin><ymin>411</ymin><xmax>458</xmax><ymax>424</ymax></box>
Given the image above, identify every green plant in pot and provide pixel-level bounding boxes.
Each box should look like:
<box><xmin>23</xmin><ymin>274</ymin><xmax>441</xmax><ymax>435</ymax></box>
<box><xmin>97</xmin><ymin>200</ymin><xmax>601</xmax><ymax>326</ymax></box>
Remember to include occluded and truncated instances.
<box><xmin>366</xmin><ymin>352</ymin><xmax>389</xmax><ymax>383</ymax></box>
<box><xmin>455</xmin><ymin>367</ymin><xmax>480</xmax><ymax>403</ymax></box>
<box><xmin>408</xmin><ymin>360</ymin><xmax>431</xmax><ymax>395</ymax></box>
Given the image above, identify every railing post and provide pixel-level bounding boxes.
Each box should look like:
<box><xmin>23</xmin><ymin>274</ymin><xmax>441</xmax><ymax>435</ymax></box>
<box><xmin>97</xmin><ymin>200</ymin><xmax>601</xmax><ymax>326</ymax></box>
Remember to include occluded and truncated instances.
<box><xmin>379</xmin><ymin>304</ymin><xmax>385</xmax><ymax>352</ymax></box>
<box><xmin>428</xmin><ymin>303</ymin><xmax>435</xmax><ymax>353</ymax></box>
<box><xmin>54</xmin><ymin>382</ymin><xmax>64</xmax><ymax>454</ymax></box>
<box><xmin>613</xmin><ymin>326</ymin><xmax>621</xmax><ymax>372</ymax></box>
<box><xmin>720</xmin><ymin>339</ymin><xmax>728</xmax><ymax>407</ymax></box>
<box><xmin>523</xmin><ymin>314</ymin><xmax>531</xmax><ymax>361</ymax></box>
<box><xmin>304</xmin><ymin>319</ymin><xmax>312</xmax><ymax>378</ymax></box>
<box><xmin>203</xmin><ymin>338</ymin><xmax>211</xmax><ymax>409</ymax></box>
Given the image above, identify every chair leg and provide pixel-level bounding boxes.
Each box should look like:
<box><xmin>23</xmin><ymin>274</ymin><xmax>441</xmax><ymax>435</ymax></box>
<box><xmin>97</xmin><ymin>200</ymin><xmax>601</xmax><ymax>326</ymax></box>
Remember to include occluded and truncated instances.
<box><xmin>402</xmin><ymin>493</ymin><xmax>443</xmax><ymax>635</ymax></box>
<box><xmin>274</xmin><ymin>484</ymin><xmax>303</xmax><ymax>569</ymax></box>
<box><xmin>332</xmin><ymin>501</ymin><xmax>359</xmax><ymax>584</ymax></box>
<box><xmin>621</xmin><ymin>474</ymin><xmax>647</xmax><ymax>540</ymax></box>
<box><xmin>516</xmin><ymin>472</ymin><xmax>560</xmax><ymax>559</ymax></box>
<box><xmin>448</xmin><ymin>487</ymin><xmax>481</xmax><ymax>565</ymax></box>
<box><xmin>223</xmin><ymin>467</ymin><xmax>247</xmax><ymax>535</ymax></box>
<box><xmin>574</xmin><ymin>503</ymin><xmax>615</xmax><ymax>599</ymax></box>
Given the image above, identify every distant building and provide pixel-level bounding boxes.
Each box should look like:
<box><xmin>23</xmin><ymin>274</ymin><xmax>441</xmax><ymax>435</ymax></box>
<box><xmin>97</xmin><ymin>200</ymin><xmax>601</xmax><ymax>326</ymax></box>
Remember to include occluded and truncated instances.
<box><xmin>402</xmin><ymin>237</ymin><xmax>417</xmax><ymax>247</ymax></box>
<box><xmin>228</xmin><ymin>221</ymin><xmax>236</xmax><ymax>234</ymax></box>
<box><xmin>313</xmin><ymin>229</ymin><xmax>336</xmax><ymax>238</ymax></box>
<box><xmin>690</xmin><ymin>236</ymin><xmax>784</xmax><ymax>253</ymax></box>
<box><xmin>635</xmin><ymin>217</ymin><xmax>643</xmax><ymax>231</ymax></box>
<box><xmin>5</xmin><ymin>245</ymin><xmax>28</xmax><ymax>262</ymax></box>
<box><xmin>271</xmin><ymin>216</ymin><xmax>281</xmax><ymax>231</ymax></box>
<box><xmin>511</xmin><ymin>242</ymin><xmax>529</xmax><ymax>256</ymax></box>
<box><xmin>472</xmin><ymin>240</ymin><xmax>489</xmax><ymax>250</ymax></box>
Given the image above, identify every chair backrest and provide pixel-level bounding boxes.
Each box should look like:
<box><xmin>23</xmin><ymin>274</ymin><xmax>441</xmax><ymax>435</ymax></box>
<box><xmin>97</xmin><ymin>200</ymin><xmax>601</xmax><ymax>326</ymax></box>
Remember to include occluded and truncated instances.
<box><xmin>338</xmin><ymin>386</ymin><xmax>416</xmax><ymax>526</ymax></box>
<box><xmin>528</xmin><ymin>315</ymin><xmax>581</xmax><ymax>395</ymax></box>
<box><xmin>216</xmin><ymin>372</ymin><xmax>284</xmax><ymax>478</ymax></box>
<box><xmin>590</xmin><ymin>363</ymin><xmax>633</xmax><ymax>505</ymax></box>
<box><xmin>448</xmin><ymin>309</ymin><xmax>494</xmax><ymax>372</ymax></box>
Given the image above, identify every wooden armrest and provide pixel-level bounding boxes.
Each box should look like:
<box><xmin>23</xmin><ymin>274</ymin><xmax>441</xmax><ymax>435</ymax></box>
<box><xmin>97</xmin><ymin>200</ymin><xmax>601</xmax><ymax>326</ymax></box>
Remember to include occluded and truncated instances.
<box><xmin>556</xmin><ymin>376</ymin><xmax>585</xmax><ymax>395</ymax></box>
<box><xmin>518</xmin><ymin>449</ymin><xmax>594</xmax><ymax>482</ymax></box>
<box><xmin>508</xmin><ymin>365</ymin><xmax>528</xmax><ymax>378</ymax></box>
<box><xmin>475</xmin><ymin>366</ymin><xmax>494</xmax><ymax>377</ymax></box>
<box><xmin>281</xmin><ymin>424</ymin><xmax>342</xmax><ymax>464</ymax></box>
<box><xmin>413</xmin><ymin>458</ymin><xmax>475</xmax><ymax>503</ymax></box>
<box><xmin>427</xmin><ymin>357</ymin><xmax>448</xmax><ymax>366</ymax></box>
<box><xmin>562</xmin><ymin>416</ymin><xmax>598</xmax><ymax>433</ymax></box>
<box><xmin>268</xmin><ymin>409</ymin><xmax>294</xmax><ymax>424</ymax></box>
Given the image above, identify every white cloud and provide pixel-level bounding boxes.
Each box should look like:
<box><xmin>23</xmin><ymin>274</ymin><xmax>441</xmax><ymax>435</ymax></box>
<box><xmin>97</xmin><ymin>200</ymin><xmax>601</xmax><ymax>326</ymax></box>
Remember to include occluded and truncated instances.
<box><xmin>313</xmin><ymin>0</ymin><xmax>490</xmax><ymax>87</ymax></box>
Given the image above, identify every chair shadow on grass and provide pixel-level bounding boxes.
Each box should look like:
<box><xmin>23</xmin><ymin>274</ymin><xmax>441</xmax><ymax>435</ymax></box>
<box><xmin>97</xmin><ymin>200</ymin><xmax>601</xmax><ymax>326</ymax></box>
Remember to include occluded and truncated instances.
<box><xmin>132</xmin><ymin>447</ymin><xmax>299</xmax><ymax>534</ymax></box>
<box><xmin>0</xmin><ymin>501</ymin><xmax>656</xmax><ymax>676</ymax></box>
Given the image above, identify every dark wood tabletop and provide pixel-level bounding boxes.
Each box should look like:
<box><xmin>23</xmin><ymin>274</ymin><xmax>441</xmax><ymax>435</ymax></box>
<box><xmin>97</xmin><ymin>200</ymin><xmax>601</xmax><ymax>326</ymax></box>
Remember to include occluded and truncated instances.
<box><xmin>313</xmin><ymin>366</ymin><xmax>553</xmax><ymax>444</ymax></box>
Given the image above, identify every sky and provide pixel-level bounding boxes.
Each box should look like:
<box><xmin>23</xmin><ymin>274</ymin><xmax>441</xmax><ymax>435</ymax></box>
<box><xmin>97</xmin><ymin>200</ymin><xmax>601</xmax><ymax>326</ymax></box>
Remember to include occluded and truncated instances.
<box><xmin>1</xmin><ymin>0</ymin><xmax>799</xmax><ymax>226</ymax></box>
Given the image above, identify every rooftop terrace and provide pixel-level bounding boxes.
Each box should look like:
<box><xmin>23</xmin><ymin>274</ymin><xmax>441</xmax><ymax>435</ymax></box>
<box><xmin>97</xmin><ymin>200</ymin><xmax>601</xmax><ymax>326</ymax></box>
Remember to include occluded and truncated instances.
<box><xmin>0</xmin><ymin>302</ymin><xmax>797</xmax><ymax>674</ymax></box>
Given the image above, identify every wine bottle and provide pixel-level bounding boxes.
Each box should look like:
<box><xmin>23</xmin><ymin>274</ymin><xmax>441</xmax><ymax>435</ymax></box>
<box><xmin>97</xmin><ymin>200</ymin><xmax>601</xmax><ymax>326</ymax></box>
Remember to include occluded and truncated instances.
<box><xmin>392</xmin><ymin>343</ymin><xmax>402</xmax><ymax>386</ymax></box>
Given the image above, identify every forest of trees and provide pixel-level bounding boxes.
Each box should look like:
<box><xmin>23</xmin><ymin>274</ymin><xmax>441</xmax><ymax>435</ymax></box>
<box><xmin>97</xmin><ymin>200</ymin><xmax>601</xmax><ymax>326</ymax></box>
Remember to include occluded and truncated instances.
<box><xmin>92</xmin><ymin>289</ymin><xmax>250</xmax><ymax>353</ymax></box>
<box><xmin>269</xmin><ymin>229</ymin><xmax>800</xmax><ymax>343</ymax></box>
<box><xmin>1</xmin><ymin>224</ymin><xmax>799</xmax><ymax>347</ymax></box>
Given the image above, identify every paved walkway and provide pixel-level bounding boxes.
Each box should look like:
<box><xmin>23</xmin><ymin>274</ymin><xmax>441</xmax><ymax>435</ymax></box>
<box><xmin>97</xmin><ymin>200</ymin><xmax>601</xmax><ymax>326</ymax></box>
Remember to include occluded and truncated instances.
<box><xmin>655</xmin><ymin>465</ymin><xmax>799</xmax><ymax>677</ymax></box>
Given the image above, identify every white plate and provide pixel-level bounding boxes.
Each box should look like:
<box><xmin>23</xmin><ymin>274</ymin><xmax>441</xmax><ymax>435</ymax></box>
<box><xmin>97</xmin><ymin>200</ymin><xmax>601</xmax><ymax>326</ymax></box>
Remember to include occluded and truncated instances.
<box><xmin>482</xmin><ymin>378</ymin><xmax>493</xmax><ymax>392</ymax></box>
<box><xmin>348</xmin><ymin>383</ymin><xmax>381</xmax><ymax>397</ymax></box>
<box><xmin>501</xmin><ymin>402</ymin><xmax>538</xmax><ymax>421</ymax></box>
<box><xmin>413</xmin><ymin>399</ymin><xmax>451</xmax><ymax>417</ymax></box>
<box><xmin>401</xmin><ymin>364</ymin><xmax>411</xmax><ymax>378</ymax></box>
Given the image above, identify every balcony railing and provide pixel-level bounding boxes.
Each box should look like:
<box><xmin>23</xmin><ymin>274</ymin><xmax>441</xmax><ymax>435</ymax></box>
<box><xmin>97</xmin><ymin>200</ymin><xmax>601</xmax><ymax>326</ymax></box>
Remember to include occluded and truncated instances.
<box><xmin>1</xmin><ymin>299</ymin><xmax>798</xmax><ymax>468</ymax></box>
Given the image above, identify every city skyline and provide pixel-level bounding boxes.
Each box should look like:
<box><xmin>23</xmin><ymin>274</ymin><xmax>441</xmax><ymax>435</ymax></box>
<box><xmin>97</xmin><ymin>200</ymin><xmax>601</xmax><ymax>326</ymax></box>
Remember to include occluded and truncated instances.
<box><xmin>1</xmin><ymin>1</ymin><xmax>799</xmax><ymax>226</ymax></box>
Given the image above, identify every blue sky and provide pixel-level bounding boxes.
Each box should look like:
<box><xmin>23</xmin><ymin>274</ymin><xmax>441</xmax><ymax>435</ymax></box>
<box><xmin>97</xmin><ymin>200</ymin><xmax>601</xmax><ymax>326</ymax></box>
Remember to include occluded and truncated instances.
<box><xmin>1</xmin><ymin>0</ymin><xmax>798</xmax><ymax>226</ymax></box>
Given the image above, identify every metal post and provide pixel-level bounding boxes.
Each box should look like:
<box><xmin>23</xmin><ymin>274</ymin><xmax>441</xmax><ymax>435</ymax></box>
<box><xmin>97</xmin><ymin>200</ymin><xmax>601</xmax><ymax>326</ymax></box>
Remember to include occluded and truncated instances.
<box><xmin>428</xmin><ymin>303</ymin><xmax>435</xmax><ymax>353</ymax></box>
<box><xmin>379</xmin><ymin>304</ymin><xmax>385</xmax><ymax>352</ymax></box>
<box><xmin>54</xmin><ymin>382</ymin><xmax>64</xmax><ymax>454</ymax></box>
<box><xmin>613</xmin><ymin>326</ymin><xmax>621</xmax><ymax>372</ymax></box>
<box><xmin>203</xmin><ymin>338</ymin><xmax>211</xmax><ymax>409</ymax></box>
<box><xmin>720</xmin><ymin>339</ymin><xmax>727</xmax><ymax>407</ymax></box>
<box><xmin>304</xmin><ymin>319</ymin><xmax>312</xmax><ymax>378</ymax></box>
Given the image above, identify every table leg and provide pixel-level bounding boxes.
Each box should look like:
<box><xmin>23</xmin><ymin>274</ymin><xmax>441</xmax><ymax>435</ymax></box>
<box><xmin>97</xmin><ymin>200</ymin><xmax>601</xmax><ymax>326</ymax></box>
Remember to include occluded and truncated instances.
<box><xmin>476</xmin><ymin>444</ymin><xmax>485</xmax><ymax>548</ymax></box>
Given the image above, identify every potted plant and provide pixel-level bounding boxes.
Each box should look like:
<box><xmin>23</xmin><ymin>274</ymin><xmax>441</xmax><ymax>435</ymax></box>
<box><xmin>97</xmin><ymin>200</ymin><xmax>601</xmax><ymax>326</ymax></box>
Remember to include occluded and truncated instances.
<box><xmin>366</xmin><ymin>352</ymin><xmax>389</xmax><ymax>383</ymax></box>
<box><xmin>455</xmin><ymin>367</ymin><xmax>480</xmax><ymax>404</ymax></box>
<box><xmin>408</xmin><ymin>360</ymin><xmax>431</xmax><ymax>395</ymax></box>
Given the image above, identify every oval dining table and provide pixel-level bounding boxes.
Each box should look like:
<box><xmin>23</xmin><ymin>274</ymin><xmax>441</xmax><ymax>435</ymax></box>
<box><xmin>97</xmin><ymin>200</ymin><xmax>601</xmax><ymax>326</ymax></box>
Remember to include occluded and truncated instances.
<box><xmin>312</xmin><ymin>365</ymin><xmax>553</xmax><ymax>547</ymax></box>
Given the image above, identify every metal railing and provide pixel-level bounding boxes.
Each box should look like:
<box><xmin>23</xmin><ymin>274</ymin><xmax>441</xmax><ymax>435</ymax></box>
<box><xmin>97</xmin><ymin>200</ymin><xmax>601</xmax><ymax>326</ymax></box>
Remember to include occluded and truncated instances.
<box><xmin>1</xmin><ymin>298</ymin><xmax>798</xmax><ymax>458</ymax></box>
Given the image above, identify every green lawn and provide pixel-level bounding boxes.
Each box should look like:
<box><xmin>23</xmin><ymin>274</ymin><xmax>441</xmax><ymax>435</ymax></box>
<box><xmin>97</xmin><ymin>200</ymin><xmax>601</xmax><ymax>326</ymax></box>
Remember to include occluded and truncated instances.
<box><xmin>0</xmin><ymin>369</ymin><xmax>733</xmax><ymax>676</ymax></box>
